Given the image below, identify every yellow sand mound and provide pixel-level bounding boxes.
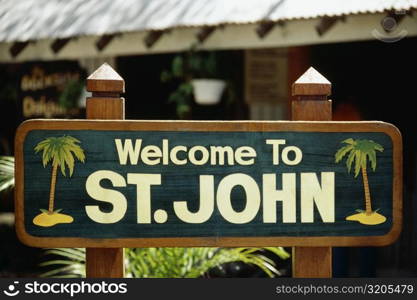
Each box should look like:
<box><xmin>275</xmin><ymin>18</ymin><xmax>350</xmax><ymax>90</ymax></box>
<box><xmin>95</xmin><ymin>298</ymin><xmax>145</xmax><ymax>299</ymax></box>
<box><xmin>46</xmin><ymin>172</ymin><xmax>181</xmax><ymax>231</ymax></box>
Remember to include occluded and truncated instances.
<box><xmin>345</xmin><ymin>212</ymin><xmax>386</xmax><ymax>225</ymax></box>
<box><xmin>33</xmin><ymin>212</ymin><xmax>74</xmax><ymax>227</ymax></box>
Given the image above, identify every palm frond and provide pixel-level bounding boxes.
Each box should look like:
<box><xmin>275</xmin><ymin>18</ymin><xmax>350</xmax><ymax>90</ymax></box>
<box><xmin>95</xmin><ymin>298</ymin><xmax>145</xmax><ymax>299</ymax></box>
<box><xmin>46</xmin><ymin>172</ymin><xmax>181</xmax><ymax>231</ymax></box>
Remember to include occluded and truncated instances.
<box><xmin>43</xmin><ymin>248</ymin><xmax>85</xmax><ymax>262</ymax></box>
<box><xmin>263</xmin><ymin>247</ymin><xmax>291</xmax><ymax>260</ymax></box>
<box><xmin>0</xmin><ymin>156</ymin><xmax>15</xmax><ymax>192</ymax></box>
<box><xmin>40</xmin><ymin>247</ymin><xmax>290</xmax><ymax>278</ymax></box>
<box><xmin>64</xmin><ymin>148</ymin><xmax>76</xmax><ymax>176</ymax></box>
<box><xmin>334</xmin><ymin>144</ymin><xmax>353</xmax><ymax>163</ymax></box>
<box><xmin>39</xmin><ymin>248</ymin><xmax>85</xmax><ymax>278</ymax></box>
<box><xmin>368</xmin><ymin>150</ymin><xmax>377</xmax><ymax>171</ymax></box>
<box><xmin>34</xmin><ymin>135</ymin><xmax>85</xmax><ymax>176</ymax></box>
<box><xmin>39</xmin><ymin>264</ymin><xmax>84</xmax><ymax>278</ymax></box>
<box><xmin>374</xmin><ymin>144</ymin><xmax>384</xmax><ymax>152</ymax></box>
<box><xmin>341</xmin><ymin>138</ymin><xmax>355</xmax><ymax>145</ymax></box>
<box><xmin>126</xmin><ymin>247</ymin><xmax>290</xmax><ymax>278</ymax></box>
<box><xmin>354</xmin><ymin>150</ymin><xmax>362</xmax><ymax>177</ymax></box>
<box><xmin>345</xmin><ymin>149</ymin><xmax>356</xmax><ymax>173</ymax></box>
<box><xmin>335</xmin><ymin>138</ymin><xmax>384</xmax><ymax>176</ymax></box>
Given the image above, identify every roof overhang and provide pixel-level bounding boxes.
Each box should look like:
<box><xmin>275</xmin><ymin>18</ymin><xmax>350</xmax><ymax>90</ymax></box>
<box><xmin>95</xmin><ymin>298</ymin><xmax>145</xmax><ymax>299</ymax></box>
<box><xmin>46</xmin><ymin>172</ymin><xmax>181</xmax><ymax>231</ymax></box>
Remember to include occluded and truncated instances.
<box><xmin>0</xmin><ymin>0</ymin><xmax>416</xmax><ymax>62</ymax></box>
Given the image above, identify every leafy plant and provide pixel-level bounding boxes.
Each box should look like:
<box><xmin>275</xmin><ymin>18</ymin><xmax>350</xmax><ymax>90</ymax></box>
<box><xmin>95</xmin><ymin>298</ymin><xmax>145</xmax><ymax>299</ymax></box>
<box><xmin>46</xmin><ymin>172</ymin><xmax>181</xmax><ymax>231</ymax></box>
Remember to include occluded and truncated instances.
<box><xmin>126</xmin><ymin>247</ymin><xmax>289</xmax><ymax>278</ymax></box>
<box><xmin>40</xmin><ymin>247</ymin><xmax>290</xmax><ymax>278</ymax></box>
<box><xmin>161</xmin><ymin>46</ymin><xmax>221</xmax><ymax>119</ymax></box>
<box><xmin>161</xmin><ymin>48</ymin><xmax>219</xmax><ymax>82</ymax></box>
<box><xmin>0</xmin><ymin>156</ymin><xmax>14</xmax><ymax>192</ymax></box>
<box><xmin>59</xmin><ymin>80</ymin><xmax>84</xmax><ymax>109</ymax></box>
<box><xmin>39</xmin><ymin>248</ymin><xmax>85</xmax><ymax>278</ymax></box>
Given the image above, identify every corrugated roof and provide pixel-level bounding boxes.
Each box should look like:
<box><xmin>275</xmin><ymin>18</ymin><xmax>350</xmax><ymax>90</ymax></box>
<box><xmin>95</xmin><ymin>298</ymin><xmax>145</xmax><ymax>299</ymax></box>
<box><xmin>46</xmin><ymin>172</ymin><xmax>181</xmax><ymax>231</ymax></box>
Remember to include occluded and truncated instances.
<box><xmin>0</xmin><ymin>0</ymin><xmax>416</xmax><ymax>42</ymax></box>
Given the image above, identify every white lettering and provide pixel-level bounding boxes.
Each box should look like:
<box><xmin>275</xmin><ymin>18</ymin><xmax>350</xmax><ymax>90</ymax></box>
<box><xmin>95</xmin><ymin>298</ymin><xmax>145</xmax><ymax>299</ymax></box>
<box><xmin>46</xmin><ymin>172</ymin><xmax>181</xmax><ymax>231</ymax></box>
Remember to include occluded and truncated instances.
<box><xmin>85</xmin><ymin>170</ymin><xmax>127</xmax><ymax>224</ymax></box>
<box><xmin>217</xmin><ymin>173</ymin><xmax>261</xmax><ymax>224</ymax></box>
<box><xmin>301</xmin><ymin>172</ymin><xmax>335</xmax><ymax>223</ymax></box>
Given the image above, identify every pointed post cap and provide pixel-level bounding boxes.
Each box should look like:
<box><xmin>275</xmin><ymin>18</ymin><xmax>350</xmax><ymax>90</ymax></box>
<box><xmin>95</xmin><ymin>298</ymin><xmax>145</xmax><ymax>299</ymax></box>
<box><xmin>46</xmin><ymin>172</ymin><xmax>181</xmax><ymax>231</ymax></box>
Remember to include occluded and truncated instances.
<box><xmin>292</xmin><ymin>67</ymin><xmax>331</xmax><ymax>96</ymax></box>
<box><xmin>87</xmin><ymin>63</ymin><xmax>125</xmax><ymax>93</ymax></box>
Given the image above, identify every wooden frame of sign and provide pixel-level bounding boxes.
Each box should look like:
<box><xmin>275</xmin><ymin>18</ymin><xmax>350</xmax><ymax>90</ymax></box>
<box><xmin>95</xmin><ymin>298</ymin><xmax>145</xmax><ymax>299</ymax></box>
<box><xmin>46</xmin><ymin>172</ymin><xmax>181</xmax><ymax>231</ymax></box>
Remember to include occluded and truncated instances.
<box><xmin>15</xmin><ymin>119</ymin><xmax>402</xmax><ymax>248</ymax></box>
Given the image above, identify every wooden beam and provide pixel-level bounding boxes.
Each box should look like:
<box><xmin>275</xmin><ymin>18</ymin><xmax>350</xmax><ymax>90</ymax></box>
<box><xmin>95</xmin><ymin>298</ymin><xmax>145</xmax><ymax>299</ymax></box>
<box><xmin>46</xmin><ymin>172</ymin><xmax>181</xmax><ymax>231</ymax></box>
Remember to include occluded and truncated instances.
<box><xmin>144</xmin><ymin>30</ymin><xmax>167</xmax><ymax>48</ymax></box>
<box><xmin>291</xmin><ymin>67</ymin><xmax>332</xmax><ymax>278</ymax></box>
<box><xmin>9</xmin><ymin>41</ymin><xmax>31</xmax><ymax>57</ymax></box>
<box><xmin>51</xmin><ymin>38</ymin><xmax>72</xmax><ymax>54</ymax></box>
<box><xmin>196</xmin><ymin>26</ymin><xmax>217</xmax><ymax>43</ymax></box>
<box><xmin>256</xmin><ymin>21</ymin><xmax>284</xmax><ymax>39</ymax></box>
<box><xmin>85</xmin><ymin>62</ymin><xmax>125</xmax><ymax>278</ymax></box>
<box><xmin>315</xmin><ymin>16</ymin><xmax>344</xmax><ymax>36</ymax></box>
<box><xmin>96</xmin><ymin>34</ymin><xmax>119</xmax><ymax>51</ymax></box>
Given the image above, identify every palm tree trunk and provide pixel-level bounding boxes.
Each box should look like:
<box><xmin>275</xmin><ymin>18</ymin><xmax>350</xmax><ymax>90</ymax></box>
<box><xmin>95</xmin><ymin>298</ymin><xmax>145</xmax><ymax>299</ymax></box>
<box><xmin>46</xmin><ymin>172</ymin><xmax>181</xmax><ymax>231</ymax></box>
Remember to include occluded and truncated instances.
<box><xmin>361</xmin><ymin>166</ymin><xmax>372</xmax><ymax>215</ymax></box>
<box><xmin>48</xmin><ymin>163</ymin><xmax>58</xmax><ymax>213</ymax></box>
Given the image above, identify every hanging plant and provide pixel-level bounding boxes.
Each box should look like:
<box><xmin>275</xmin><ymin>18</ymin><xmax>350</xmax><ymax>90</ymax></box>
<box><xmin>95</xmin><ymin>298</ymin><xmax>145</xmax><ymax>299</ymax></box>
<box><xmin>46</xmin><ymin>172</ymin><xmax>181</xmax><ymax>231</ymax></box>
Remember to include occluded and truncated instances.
<box><xmin>161</xmin><ymin>46</ymin><xmax>227</xmax><ymax>118</ymax></box>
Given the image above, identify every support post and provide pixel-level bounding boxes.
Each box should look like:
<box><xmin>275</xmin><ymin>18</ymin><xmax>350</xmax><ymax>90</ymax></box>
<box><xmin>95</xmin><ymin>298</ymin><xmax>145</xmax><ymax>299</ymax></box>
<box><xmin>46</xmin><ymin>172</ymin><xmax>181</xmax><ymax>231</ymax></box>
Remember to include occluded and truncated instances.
<box><xmin>85</xmin><ymin>63</ymin><xmax>125</xmax><ymax>278</ymax></box>
<box><xmin>291</xmin><ymin>67</ymin><xmax>332</xmax><ymax>278</ymax></box>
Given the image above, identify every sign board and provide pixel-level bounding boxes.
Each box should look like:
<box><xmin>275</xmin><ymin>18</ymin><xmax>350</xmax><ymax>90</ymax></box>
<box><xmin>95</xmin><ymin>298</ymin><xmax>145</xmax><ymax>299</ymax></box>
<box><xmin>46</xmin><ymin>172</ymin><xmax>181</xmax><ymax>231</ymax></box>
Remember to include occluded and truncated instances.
<box><xmin>244</xmin><ymin>48</ymin><xmax>287</xmax><ymax>104</ymax></box>
<box><xmin>19</xmin><ymin>61</ymin><xmax>85</xmax><ymax>119</ymax></box>
<box><xmin>15</xmin><ymin>120</ymin><xmax>402</xmax><ymax>248</ymax></box>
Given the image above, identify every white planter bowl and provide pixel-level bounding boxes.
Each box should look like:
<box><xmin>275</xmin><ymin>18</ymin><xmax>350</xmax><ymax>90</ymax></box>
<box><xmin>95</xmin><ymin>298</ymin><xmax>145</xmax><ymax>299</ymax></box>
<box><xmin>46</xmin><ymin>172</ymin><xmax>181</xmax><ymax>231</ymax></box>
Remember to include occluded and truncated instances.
<box><xmin>191</xmin><ymin>79</ymin><xmax>226</xmax><ymax>105</ymax></box>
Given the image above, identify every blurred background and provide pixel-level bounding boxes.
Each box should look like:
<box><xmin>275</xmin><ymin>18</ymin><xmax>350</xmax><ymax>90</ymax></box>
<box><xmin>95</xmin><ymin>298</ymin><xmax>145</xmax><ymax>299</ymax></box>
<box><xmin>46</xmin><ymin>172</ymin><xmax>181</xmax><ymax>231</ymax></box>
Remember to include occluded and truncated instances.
<box><xmin>0</xmin><ymin>0</ymin><xmax>416</xmax><ymax>277</ymax></box>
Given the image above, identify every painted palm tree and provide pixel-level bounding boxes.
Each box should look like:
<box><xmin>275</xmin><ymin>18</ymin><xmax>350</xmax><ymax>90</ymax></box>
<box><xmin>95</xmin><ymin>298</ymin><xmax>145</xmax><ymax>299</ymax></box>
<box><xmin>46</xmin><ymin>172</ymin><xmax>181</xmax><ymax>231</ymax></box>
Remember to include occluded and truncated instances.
<box><xmin>33</xmin><ymin>135</ymin><xmax>85</xmax><ymax>227</ymax></box>
<box><xmin>335</xmin><ymin>138</ymin><xmax>386</xmax><ymax>225</ymax></box>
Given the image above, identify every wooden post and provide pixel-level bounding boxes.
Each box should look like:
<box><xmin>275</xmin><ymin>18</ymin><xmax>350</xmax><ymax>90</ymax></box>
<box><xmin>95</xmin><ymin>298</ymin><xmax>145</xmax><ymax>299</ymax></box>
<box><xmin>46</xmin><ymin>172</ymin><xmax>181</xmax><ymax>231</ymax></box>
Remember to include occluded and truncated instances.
<box><xmin>291</xmin><ymin>67</ymin><xmax>332</xmax><ymax>278</ymax></box>
<box><xmin>287</xmin><ymin>46</ymin><xmax>310</xmax><ymax>119</ymax></box>
<box><xmin>85</xmin><ymin>63</ymin><xmax>125</xmax><ymax>278</ymax></box>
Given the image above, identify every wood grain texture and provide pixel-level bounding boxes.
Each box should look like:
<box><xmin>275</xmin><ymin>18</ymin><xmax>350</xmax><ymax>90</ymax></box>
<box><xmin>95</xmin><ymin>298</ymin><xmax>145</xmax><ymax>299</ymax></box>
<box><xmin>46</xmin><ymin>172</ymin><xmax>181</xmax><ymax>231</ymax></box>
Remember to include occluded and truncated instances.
<box><xmin>14</xmin><ymin>119</ymin><xmax>403</xmax><ymax>133</ymax></box>
<box><xmin>292</xmin><ymin>247</ymin><xmax>332</xmax><ymax>278</ymax></box>
<box><xmin>292</xmin><ymin>67</ymin><xmax>333</xmax><ymax>278</ymax></box>
<box><xmin>292</xmin><ymin>67</ymin><xmax>331</xmax><ymax>96</ymax></box>
<box><xmin>86</xmin><ymin>98</ymin><xmax>125</xmax><ymax>119</ymax></box>
<box><xmin>14</xmin><ymin>120</ymin><xmax>402</xmax><ymax>249</ymax></box>
<box><xmin>292</xmin><ymin>100</ymin><xmax>332</xmax><ymax>121</ymax></box>
<box><xmin>86</xmin><ymin>248</ymin><xmax>124</xmax><ymax>278</ymax></box>
<box><xmin>85</xmin><ymin>63</ymin><xmax>124</xmax><ymax>278</ymax></box>
<box><xmin>86</xmin><ymin>63</ymin><xmax>124</xmax><ymax>93</ymax></box>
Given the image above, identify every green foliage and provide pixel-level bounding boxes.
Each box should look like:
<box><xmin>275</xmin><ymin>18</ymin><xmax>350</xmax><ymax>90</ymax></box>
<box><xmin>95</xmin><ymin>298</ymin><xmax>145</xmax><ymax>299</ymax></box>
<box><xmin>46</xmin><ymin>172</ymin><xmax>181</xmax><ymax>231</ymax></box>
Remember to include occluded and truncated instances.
<box><xmin>34</xmin><ymin>136</ymin><xmax>85</xmax><ymax>177</ymax></box>
<box><xmin>59</xmin><ymin>80</ymin><xmax>84</xmax><ymax>109</ymax></box>
<box><xmin>335</xmin><ymin>138</ymin><xmax>384</xmax><ymax>177</ymax></box>
<box><xmin>161</xmin><ymin>46</ymin><xmax>221</xmax><ymax>118</ymax></box>
<box><xmin>167</xmin><ymin>82</ymin><xmax>193</xmax><ymax>119</ymax></box>
<box><xmin>0</xmin><ymin>156</ymin><xmax>14</xmax><ymax>192</ymax></box>
<box><xmin>162</xmin><ymin>49</ymin><xmax>220</xmax><ymax>83</ymax></box>
<box><xmin>186</xmin><ymin>51</ymin><xmax>218</xmax><ymax>78</ymax></box>
<box><xmin>39</xmin><ymin>248</ymin><xmax>85</xmax><ymax>278</ymax></box>
<box><xmin>40</xmin><ymin>247</ymin><xmax>290</xmax><ymax>278</ymax></box>
<box><xmin>126</xmin><ymin>247</ymin><xmax>289</xmax><ymax>278</ymax></box>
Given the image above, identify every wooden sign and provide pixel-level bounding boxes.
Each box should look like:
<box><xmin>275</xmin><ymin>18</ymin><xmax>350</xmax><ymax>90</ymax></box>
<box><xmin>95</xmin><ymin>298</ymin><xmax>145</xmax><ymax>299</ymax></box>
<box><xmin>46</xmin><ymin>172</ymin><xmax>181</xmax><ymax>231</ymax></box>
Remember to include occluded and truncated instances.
<box><xmin>245</xmin><ymin>48</ymin><xmax>287</xmax><ymax>104</ymax></box>
<box><xmin>15</xmin><ymin>119</ymin><xmax>402</xmax><ymax>248</ymax></box>
<box><xmin>19</xmin><ymin>61</ymin><xmax>85</xmax><ymax>119</ymax></box>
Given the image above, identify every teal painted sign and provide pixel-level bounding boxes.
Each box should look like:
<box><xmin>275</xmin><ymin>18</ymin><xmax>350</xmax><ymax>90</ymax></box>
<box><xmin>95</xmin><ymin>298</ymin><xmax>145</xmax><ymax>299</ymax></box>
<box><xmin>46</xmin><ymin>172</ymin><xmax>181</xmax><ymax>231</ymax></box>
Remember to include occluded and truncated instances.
<box><xmin>15</xmin><ymin>120</ymin><xmax>402</xmax><ymax>247</ymax></box>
